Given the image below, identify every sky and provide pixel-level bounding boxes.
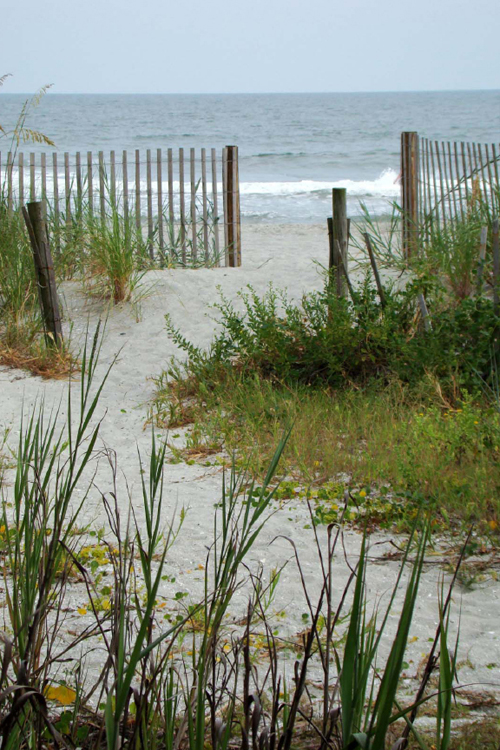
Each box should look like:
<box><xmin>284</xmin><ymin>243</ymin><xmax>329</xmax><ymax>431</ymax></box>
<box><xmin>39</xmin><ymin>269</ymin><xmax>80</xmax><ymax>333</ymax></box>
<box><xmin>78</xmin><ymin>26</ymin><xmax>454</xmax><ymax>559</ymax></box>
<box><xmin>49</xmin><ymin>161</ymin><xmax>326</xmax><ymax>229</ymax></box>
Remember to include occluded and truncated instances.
<box><xmin>2</xmin><ymin>0</ymin><xmax>500</xmax><ymax>94</ymax></box>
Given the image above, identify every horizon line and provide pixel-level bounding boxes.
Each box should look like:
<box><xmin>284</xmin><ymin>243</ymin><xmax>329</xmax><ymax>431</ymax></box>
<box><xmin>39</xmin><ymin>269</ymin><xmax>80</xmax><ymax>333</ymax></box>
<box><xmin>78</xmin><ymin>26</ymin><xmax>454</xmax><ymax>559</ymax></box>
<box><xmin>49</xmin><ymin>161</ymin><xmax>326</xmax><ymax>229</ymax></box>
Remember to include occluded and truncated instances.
<box><xmin>3</xmin><ymin>87</ymin><xmax>500</xmax><ymax>96</ymax></box>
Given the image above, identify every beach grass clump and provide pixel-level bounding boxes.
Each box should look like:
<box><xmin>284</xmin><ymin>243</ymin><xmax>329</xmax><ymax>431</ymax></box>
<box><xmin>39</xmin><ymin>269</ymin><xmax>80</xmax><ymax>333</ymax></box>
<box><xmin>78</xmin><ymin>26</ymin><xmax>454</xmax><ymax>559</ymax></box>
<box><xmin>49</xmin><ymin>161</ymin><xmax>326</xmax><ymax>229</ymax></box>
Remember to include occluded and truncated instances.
<box><xmin>153</xmin><ymin>274</ymin><xmax>500</xmax><ymax>533</ymax></box>
<box><xmin>0</xmin><ymin>331</ymin><xmax>482</xmax><ymax>749</ymax></box>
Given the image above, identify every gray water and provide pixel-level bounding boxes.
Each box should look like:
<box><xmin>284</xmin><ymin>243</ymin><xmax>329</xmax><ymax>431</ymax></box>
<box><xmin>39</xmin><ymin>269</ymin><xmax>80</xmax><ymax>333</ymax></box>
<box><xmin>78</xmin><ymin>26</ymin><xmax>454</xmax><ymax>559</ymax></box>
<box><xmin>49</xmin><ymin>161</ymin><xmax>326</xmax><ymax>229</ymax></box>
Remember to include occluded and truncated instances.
<box><xmin>2</xmin><ymin>91</ymin><xmax>499</xmax><ymax>222</ymax></box>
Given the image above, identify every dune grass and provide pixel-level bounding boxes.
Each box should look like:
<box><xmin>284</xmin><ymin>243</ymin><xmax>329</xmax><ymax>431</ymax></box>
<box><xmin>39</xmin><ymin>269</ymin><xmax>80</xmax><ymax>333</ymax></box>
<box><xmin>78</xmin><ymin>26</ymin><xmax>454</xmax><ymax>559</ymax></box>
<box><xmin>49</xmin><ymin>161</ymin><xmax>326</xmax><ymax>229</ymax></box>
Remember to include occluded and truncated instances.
<box><xmin>0</xmin><ymin>323</ymin><xmax>489</xmax><ymax>750</ymax></box>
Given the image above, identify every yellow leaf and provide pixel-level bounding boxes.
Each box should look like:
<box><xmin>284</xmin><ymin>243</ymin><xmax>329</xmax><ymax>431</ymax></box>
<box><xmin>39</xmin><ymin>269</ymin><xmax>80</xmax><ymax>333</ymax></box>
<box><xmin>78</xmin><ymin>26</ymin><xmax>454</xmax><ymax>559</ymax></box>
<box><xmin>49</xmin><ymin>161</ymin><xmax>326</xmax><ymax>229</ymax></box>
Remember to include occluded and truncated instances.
<box><xmin>77</xmin><ymin>607</ymin><xmax>87</xmax><ymax>615</ymax></box>
<box><xmin>489</xmin><ymin>520</ymin><xmax>498</xmax><ymax>531</ymax></box>
<box><xmin>45</xmin><ymin>685</ymin><xmax>77</xmax><ymax>706</ymax></box>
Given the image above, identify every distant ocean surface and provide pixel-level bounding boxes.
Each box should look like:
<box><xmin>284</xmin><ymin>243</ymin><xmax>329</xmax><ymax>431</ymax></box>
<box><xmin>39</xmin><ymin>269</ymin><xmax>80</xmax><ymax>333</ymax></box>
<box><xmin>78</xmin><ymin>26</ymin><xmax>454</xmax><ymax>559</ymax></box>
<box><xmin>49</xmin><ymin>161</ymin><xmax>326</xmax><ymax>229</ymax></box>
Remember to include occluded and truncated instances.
<box><xmin>2</xmin><ymin>91</ymin><xmax>499</xmax><ymax>223</ymax></box>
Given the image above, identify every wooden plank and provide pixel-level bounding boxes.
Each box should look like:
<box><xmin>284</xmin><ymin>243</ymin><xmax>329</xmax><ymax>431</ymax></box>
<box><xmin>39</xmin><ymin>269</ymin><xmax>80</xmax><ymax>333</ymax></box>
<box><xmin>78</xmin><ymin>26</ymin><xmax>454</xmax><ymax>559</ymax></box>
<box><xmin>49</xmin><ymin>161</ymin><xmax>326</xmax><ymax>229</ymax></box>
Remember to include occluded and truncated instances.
<box><xmin>225</xmin><ymin>146</ymin><xmax>237</xmax><ymax>266</ymax></box>
<box><xmin>478</xmin><ymin>143</ymin><xmax>489</xmax><ymax>208</ymax></box>
<box><xmin>222</xmin><ymin>146</ymin><xmax>228</xmax><ymax>264</ymax></box>
<box><xmin>87</xmin><ymin>151</ymin><xmax>93</xmax><ymax>216</ymax></box>
<box><xmin>434</xmin><ymin>140</ymin><xmax>447</xmax><ymax>229</ymax></box>
<box><xmin>425</xmin><ymin>138</ymin><xmax>433</xmax><ymax>238</ymax></box>
<box><xmin>167</xmin><ymin>147</ymin><xmax>174</xmax><ymax>226</ymax></box>
<box><xmin>364</xmin><ymin>233</ymin><xmax>386</xmax><ymax>308</ymax></box>
<box><xmin>460</xmin><ymin>141</ymin><xmax>469</xmax><ymax>214</ymax></box>
<box><xmin>190</xmin><ymin>147</ymin><xmax>198</xmax><ymax>262</ymax></box>
<box><xmin>453</xmin><ymin>142</ymin><xmax>465</xmax><ymax>221</ymax></box>
<box><xmin>157</xmin><ymin>148</ymin><xmax>164</xmax><ymax>252</ymax></box>
<box><xmin>492</xmin><ymin>144</ymin><xmax>500</xmax><ymax>204</ymax></box>
<box><xmin>99</xmin><ymin>150</ymin><xmax>106</xmax><ymax>224</ymax></box>
<box><xmin>493</xmin><ymin>217</ymin><xmax>499</xmax><ymax>313</ymax></box>
<box><xmin>18</xmin><ymin>152</ymin><xmax>24</xmax><ymax>206</ymax></box>
<box><xmin>232</xmin><ymin>145</ymin><xmax>241</xmax><ymax>266</ymax></box>
<box><xmin>6</xmin><ymin>152</ymin><xmax>13</xmax><ymax>215</ymax></box>
<box><xmin>23</xmin><ymin>201</ymin><xmax>63</xmax><ymax>347</ymax></box>
<box><xmin>52</xmin><ymin>153</ymin><xmax>60</xmax><ymax>251</ymax></box>
<box><xmin>122</xmin><ymin>150</ymin><xmax>129</xmax><ymax>224</ymax></box>
<box><xmin>179</xmin><ymin>147</ymin><xmax>186</xmax><ymax>263</ymax></box>
<box><xmin>485</xmin><ymin>144</ymin><xmax>496</xmax><ymax>212</ymax></box>
<box><xmin>440</xmin><ymin>142</ymin><xmax>453</xmax><ymax>228</ymax></box>
<box><xmin>110</xmin><ymin>150</ymin><xmax>116</xmax><ymax>209</ymax></box>
<box><xmin>418</xmin><ymin>136</ymin><xmax>425</xmax><ymax>227</ymax></box>
<box><xmin>76</xmin><ymin>151</ymin><xmax>82</xmax><ymax>213</ymax></box>
<box><xmin>429</xmin><ymin>140</ymin><xmax>440</xmax><ymax>227</ymax></box>
<box><xmin>211</xmin><ymin>147</ymin><xmax>220</xmax><ymax>266</ymax></box>
<box><xmin>41</xmin><ymin>152</ymin><xmax>47</xmax><ymax>217</ymax></box>
<box><xmin>331</xmin><ymin>187</ymin><xmax>348</xmax><ymax>297</ymax></box>
<box><xmin>30</xmin><ymin>151</ymin><xmax>36</xmax><ymax>202</ymax></box>
<box><xmin>201</xmin><ymin>148</ymin><xmax>209</xmax><ymax>264</ymax></box>
<box><xmin>135</xmin><ymin>149</ymin><xmax>141</xmax><ymax>234</ymax></box>
<box><xmin>146</xmin><ymin>148</ymin><xmax>154</xmax><ymax>257</ymax></box>
<box><xmin>471</xmin><ymin>142</ymin><xmax>482</xmax><ymax>207</ymax></box>
<box><xmin>401</xmin><ymin>132</ymin><xmax>419</xmax><ymax>256</ymax></box>
<box><xmin>64</xmin><ymin>151</ymin><xmax>71</xmax><ymax>230</ymax></box>
<box><xmin>446</xmin><ymin>141</ymin><xmax>458</xmax><ymax>222</ymax></box>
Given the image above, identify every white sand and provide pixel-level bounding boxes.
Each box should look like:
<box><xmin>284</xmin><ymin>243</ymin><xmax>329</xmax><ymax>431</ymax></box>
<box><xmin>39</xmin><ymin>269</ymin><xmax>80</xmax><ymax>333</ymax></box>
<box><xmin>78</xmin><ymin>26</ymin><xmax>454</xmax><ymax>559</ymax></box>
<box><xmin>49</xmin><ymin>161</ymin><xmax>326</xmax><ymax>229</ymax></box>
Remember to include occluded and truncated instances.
<box><xmin>0</xmin><ymin>223</ymin><xmax>499</xmax><ymax>711</ymax></box>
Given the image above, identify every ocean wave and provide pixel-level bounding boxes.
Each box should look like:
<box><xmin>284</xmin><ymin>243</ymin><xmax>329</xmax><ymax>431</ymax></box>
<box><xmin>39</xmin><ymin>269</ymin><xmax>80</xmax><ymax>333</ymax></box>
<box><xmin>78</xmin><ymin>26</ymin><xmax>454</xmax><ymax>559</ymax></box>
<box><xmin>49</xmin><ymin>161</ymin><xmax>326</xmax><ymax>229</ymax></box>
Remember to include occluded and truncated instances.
<box><xmin>239</xmin><ymin>169</ymin><xmax>401</xmax><ymax>198</ymax></box>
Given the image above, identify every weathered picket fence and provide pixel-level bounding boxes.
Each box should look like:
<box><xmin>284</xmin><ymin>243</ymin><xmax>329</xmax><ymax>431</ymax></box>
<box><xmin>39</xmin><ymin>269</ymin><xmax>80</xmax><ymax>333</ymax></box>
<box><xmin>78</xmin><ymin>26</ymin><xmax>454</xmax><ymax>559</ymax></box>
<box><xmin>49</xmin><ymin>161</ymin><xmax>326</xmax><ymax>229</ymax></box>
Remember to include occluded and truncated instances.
<box><xmin>0</xmin><ymin>145</ymin><xmax>242</xmax><ymax>267</ymax></box>
<box><xmin>401</xmin><ymin>132</ymin><xmax>500</xmax><ymax>255</ymax></box>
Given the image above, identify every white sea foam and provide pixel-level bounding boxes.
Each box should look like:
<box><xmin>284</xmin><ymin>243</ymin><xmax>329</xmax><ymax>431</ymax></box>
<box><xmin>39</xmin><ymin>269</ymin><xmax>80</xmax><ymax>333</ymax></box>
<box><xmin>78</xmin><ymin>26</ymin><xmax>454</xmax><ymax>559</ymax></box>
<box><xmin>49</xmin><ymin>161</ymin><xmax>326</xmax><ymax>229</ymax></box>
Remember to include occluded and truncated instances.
<box><xmin>238</xmin><ymin>169</ymin><xmax>401</xmax><ymax>198</ymax></box>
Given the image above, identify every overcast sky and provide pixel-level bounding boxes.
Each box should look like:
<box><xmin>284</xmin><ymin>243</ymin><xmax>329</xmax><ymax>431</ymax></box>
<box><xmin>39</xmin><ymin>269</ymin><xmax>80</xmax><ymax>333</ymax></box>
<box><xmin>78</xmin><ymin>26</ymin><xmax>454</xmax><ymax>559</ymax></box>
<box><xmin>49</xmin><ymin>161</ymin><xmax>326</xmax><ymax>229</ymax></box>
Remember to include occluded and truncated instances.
<box><xmin>3</xmin><ymin>0</ymin><xmax>500</xmax><ymax>94</ymax></box>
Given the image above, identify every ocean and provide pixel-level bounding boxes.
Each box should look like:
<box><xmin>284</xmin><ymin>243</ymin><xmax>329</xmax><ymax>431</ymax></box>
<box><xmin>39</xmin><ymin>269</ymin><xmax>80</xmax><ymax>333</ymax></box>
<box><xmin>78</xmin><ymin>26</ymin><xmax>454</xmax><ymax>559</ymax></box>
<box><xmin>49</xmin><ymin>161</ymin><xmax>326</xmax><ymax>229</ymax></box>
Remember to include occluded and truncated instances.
<box><xmin>1</xmin><ymin>90</ymin><xmax>499</xmax><ymax>223</ymax></box>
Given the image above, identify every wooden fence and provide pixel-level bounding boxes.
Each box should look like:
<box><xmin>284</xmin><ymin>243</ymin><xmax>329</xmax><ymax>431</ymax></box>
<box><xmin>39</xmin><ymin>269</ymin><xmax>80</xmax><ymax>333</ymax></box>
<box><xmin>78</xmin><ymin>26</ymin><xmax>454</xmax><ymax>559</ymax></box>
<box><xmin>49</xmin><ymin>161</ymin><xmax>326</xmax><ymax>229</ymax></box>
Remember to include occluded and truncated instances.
<box><xmin>0</xmin><ymin>145</ymin><xmax>242</xmax><ymax>267</ymax></box>
<box><xmin>401</xmin><ymin>132</ymin><xmax>500</xmax><ymax>255</ymax></box>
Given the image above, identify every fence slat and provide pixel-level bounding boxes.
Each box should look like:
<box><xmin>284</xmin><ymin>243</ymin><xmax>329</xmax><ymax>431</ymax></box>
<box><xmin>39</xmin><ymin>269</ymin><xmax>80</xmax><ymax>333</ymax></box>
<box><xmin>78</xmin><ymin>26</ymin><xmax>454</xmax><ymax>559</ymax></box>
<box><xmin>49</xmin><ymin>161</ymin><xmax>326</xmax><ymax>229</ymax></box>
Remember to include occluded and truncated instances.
<box><xmin>434</xmin><ymin>141</ymin><xmax>447</xmax><ymax>229</ymax></box>
<box><xmin>87</xmin><ymin>151</ymin><xmax>93</xmax><ymax>217</ymax></box>
<box><xmin>99</xmin><ymin>151</ymin><xmax>105</xmax><ymax>224</ymax></box>
<box><xmin>76</xmin><ymin>152</ymin><xmax>82</xmax><ymax>213</ymax></box>
<box><xmin>222</xmin><ymin>146</ymin><xmax>228</xmax><ymax>264</ymax></box>
<box><xmin>41</xmin><ymin>152</ymin><xmax>47</xmax><ymax>217</ymax></box>
<box><xmin>453</xmin><ymin>142</ymin><xmax>464</xmax><ymax>221</ymax></box>
<box><xmin>146</xmin><ymin>149</ymin><xmax>154</xmax><ymax>257</ymax></box>
<box><xmin>201</xmin><ymin>148</ymin><xmax>209</xmax><ymax>263</ymax></box>
<box><xmin>122</xmin><ymin>150</ymin><xmax>129</xmax><ymax>224</ymax></box>
<box><xmin>64</xmin><ymin>152</ymin><xmax>71</xmax><ymax>230</ymax></box>
<box><xmin>6</xmin><ymin>152</ymin><xmax>13</xmax><ymax>215</ymax></box>
<box><xmin>110</xmin><ymin>150</ymin><xmax>116</xmax><ymax>209</ymax></box>
<box><xmin>135</xmin><ymin>149</ymin><xmax>141</xmax><ymax>234</ymax></box>
<box><xmin>30</xmin><ymin>152</ymin><xmax>36</xmax><ymax>202</ymax></box>
<box><xmin>52</xmin><ymin>153</ymin><xmax>60</xmax><ymax>251</ymax></box>
<box><xmin>167</xmin><ymin>147</ymin><xmax>174</xmax><ymax>226</ymax></box>
<box><xmin>211</xmin><ymin>148</ymin><xmax>220</xmax><ymax>266</ymax></box>
<box><xmin>18</xmin><ymin>152</ymin><xmax>24</xmax><ymax>206</ymax></box>
<box><xmin>179</xmin><ymin>148</ymin><xmax>186</xmax><ymax>263</ymax></box>
<box><xmin>190</xmin><ymin>147</ymin><xmax>197</xmax><ymax>262</ymax></box>
<box><xmin>446</xmin><ymin>142</ymin><xmax>458</xmax><ymax>222</ymax></box>
<box><xmin>485</xmin><ymin>144</ymin><xmax>496</xmax><ymax>212</ymax></box>
<box><xmin>157</xmin><ymin>148</ymin><xmax>163</xmax><ymax>252</ymax></box>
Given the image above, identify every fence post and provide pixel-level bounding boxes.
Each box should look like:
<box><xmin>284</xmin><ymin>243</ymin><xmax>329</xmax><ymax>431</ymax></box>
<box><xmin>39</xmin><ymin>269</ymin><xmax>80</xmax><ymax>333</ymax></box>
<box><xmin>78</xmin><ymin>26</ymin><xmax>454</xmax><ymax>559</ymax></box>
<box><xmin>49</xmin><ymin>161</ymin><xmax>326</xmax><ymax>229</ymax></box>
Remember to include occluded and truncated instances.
<box><xmin>329</xmin><ymin>188</ymin><xmax>348</xmax><ymax>298</ymax></box>
<box><xmin>224</xmin><ymin>145</ymin><xmax>241</xmax><ymax>267</ymax></box>
<box><xmin>401</xmin><ymin>131</ymin><xmax>419</xmax><ymax>259</ymax></box>
<box><xmin>22</xmin><ymin>201</ymin><xmax>63</xmax><ymax>348</ymax></box>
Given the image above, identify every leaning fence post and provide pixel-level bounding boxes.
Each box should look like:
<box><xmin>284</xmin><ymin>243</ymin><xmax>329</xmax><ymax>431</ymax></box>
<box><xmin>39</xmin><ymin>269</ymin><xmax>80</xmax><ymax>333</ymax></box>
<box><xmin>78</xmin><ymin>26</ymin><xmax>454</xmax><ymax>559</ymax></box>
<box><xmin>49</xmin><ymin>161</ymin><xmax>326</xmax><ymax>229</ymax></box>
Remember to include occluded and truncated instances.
<box><xmin>401</xmin><ymin>131</ymin><xmax>420</xmax><ymax>259</ymax></box>
<box><xmin>224</xmin><ymin>145</ymin><xmax>241</xmax><ymax>267</ymax></box>
<box><xmin>22</xmin><ymin>201</ymin><xmax>63</xmax><ymax>348</ymax></box>
<box><xmin>329</xmin><ymin>188</ymin><xmax>348</xmax><ymax>298</ymax></box>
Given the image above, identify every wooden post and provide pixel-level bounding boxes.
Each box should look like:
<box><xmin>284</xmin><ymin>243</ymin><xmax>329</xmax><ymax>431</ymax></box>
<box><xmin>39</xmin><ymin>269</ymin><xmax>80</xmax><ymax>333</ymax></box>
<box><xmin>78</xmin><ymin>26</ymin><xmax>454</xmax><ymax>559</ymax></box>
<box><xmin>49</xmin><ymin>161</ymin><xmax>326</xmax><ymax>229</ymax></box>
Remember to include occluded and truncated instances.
<box><xmin>135</xmin><ymin>149</ymin><xmax>141</xmax><ymax>235</ymax></box>
<box><xmin>22</xmin><ymin>202</ymin><xmax>63</xmax><ymax>347</ymax></box>
<box><xmin>76</xmin><ymin>151</ymin><xmax>82</xmax><ymax>215</ymax></box>
<box><xmin>30</xmin><ymin>152</ymin><xmax>35</xmax><ymax>202</ymax></box>
<box><xmin>6</xmin><ymin>152</ymin><xmax>13</xmax><ymax>216</ymax></box>
<box><xmin>401</xmin><ymin>132</ymin><xmax>420</xmax><ymax>258</ymax></box>
<box><xmin>64</xmin><ymin>152</ymin><xmax>71</xmax><ymax>232</ymax></box>
<box><xmin>99</xmin><ymin>151</ymin><xmax>106</xmax><ymax>225</ymax></box>
<box><xmin>110</xmin><ymin>150</ymin><xmax>116</xmax><ymax>209</ymax></box>
<box><xmin>329</xmin><ymin>188</ymin><xmax>348</xmax><ymax>298</ymax></box>
<box><xmin>224</xmin><ymin>145</ymin><xmax>241</xmax><ymax>267</ymax></box>
<box><xmin>476</xmin><ymin>225</ymin><xmax>488</xmax><ymax>295</ymax></box>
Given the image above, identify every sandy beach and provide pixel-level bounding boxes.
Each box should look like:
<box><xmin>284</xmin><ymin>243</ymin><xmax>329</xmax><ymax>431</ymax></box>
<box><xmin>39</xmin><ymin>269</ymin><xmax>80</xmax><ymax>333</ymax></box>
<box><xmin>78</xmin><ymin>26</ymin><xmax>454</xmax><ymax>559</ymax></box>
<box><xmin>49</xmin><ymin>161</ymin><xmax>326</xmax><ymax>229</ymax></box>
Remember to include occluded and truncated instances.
<box><xmin>1</xmin><ymin>222</ymin><xmax>499</xmax><ymax>716</ymax></box>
